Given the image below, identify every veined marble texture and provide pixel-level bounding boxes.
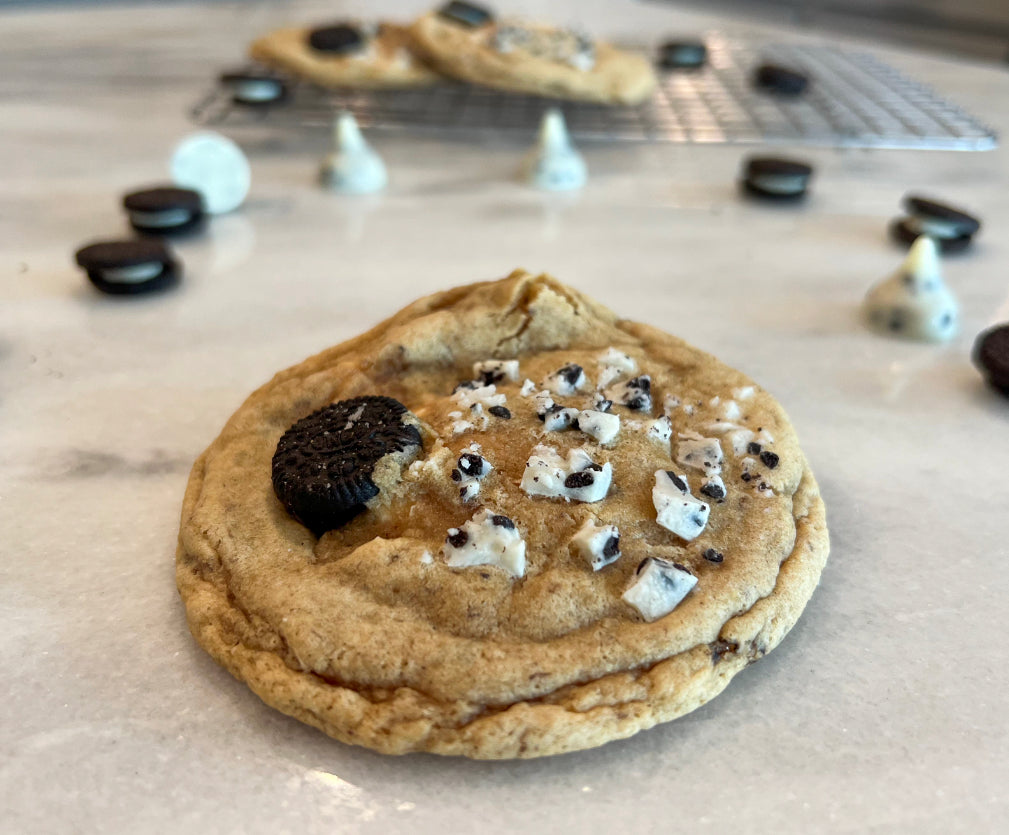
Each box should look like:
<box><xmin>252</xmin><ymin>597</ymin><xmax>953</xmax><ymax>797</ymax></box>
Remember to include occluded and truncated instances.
<box><xmin>2</xmin><ymin>1</ymin><xmax>1008</xmax><ymax>833</ymax></box>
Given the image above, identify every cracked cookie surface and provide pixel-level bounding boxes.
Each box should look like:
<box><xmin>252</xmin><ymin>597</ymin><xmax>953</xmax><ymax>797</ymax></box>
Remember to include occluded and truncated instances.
<box><xmin>176</xmin><ymin>270</ymin><xmax>829</xmax><ymax>758</ymax></box>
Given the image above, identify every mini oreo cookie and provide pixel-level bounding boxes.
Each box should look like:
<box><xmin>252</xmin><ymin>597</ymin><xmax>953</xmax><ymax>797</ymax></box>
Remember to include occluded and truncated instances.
<box><xmin>272</xmin><ymin>396</ymin><xmax>422</xmax><ymax>534</ymax></box>
<box><xmin>754</xmin><ymin>63</ymin><xmax>809</xmax><ymax>96</ymax></box>
<box><xmin>742</xmin><ymin>156</ymin><xmax>813</xmax><ymax>200</ymax></box>
<box><xmin>122</xmin><ymin>186</ymin><xmax>205</xmax><ymax>235</ymax></box>
<box><xmin>74</xmin><ymin>239</ymin><xmax>179</xmax><ymax>296</ymax></box>
<box><xmin>658</xmin><ymin>40</ymin><xmax>707</xmax><ymax>70</ymax></box>
<box><xmin>904</xmin><ymin>196</ymin><xmax>981</xmax><ymax>238</ymax></box>
<box><xmin>972</xmin><ymin>323</ymin><xmax>1009</xmax><ymax>397</ymax></box>
<box><xmin>889</xmin><ymin>218</ymin><xmax>973</xmax><ymax>254</ymax></box>
<box><xmin>219</xmin><ymin>69</ymin><xmax>289</xmax><ymax>106</ymax></box>
<box><xmin>308</xmin><ymin>24</ymin><xmax>366</xmax><ymax>55</ymax></box>
<box><xmin>437</xmin><ymin>1</ymin><xmax>493</xmax><ymax>28</ymax></box>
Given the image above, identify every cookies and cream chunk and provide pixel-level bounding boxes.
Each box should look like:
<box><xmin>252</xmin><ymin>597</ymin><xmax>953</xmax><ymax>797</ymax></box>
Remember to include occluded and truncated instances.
<box><xmin>597</xmin><ymin>347</ymin><xmax>637</xmax><ymax>389</ymax></box>
<box><xmin>577</xmin><ymin>409</ymin><xmax>620</xmax><ymax>444</ymax></box>
<box><xmin>473</xmin><ymin>359</ymin><xmax>519</xmax><ymax>385</ymax></box>
<box><xmin>443</xmin><ymin>509</ymin><xmax>526</xmax><ymax>578</ymax></box>
<box><xmin>570</xmin><ymin>518</ymin><xmax>621</xmax><ymax>571</ymax></box>
<box><xmin>452</xmin><ymin>383</ymin><xmax>506</xmax><ymax>410</ymax></box>
<box><xmin>652</xmin><ymin>470</ymin><xmax>710</xmax><ymax>541</ymax></box>
<box><xmin>543</xmin><ymin>363</ymin><xmax>587</xmax><ymax>396</ymax></box>
<box><xmin>521</xmin><ymin>444</ymin><xmax>612</xmax><ymax>502</ymax></box>
<box><xmin>543</xmin><ymin>406</ymin><xmax>579</xmax><ymax>432</ymax></box>
<box><xmin>622</xmin><ymin>557</ymin><xmax>697</xmax><ymax>621</ymax></box>
<box><xmin>605</xmin><ymin>375</ymin><xmax>652</xmax><ymax>413</ymax></box>
<box><xmin>676</xmin><ymin>433</ymin><xmax>723</xmax><ymax>475</ymax></box>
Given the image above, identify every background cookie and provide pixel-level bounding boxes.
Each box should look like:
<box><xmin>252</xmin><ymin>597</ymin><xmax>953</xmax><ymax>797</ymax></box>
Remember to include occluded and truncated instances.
<box><xmin>249</xmin><ymin>22</ymin><xmax>440</xmax><ymax>89</ymax></box>
<box><xmin>176</xmin><ymin>271</ymin><xmax>829</xmax><ymax>759</ymax></box>
<box><xmin>409</xmin><ymin>9</ymin><xmax>657</xmax><ymax>105</ymax></box>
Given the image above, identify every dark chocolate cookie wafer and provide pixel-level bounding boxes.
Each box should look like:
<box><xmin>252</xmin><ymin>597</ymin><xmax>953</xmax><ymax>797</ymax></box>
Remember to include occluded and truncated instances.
<box><xmin>74</xmin><ymin>239</ymin><xmax>180</xmax><ymax>296</ymax></box>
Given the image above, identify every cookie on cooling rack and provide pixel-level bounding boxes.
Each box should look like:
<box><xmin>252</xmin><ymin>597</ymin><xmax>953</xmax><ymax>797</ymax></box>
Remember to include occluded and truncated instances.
<box><xmin>249</xmin><ymin>21</ymin><xmax>441</xmax><ymax>89</ymax></box>
<box><xmin>176</xmin><ymin>270</ymin><xmax>829</xmax><ymax>759</ymax></box>
<box><xmin>408</xmin><ymin>2</ymin><xmax>657</xmax><ymax>105</ymax></box>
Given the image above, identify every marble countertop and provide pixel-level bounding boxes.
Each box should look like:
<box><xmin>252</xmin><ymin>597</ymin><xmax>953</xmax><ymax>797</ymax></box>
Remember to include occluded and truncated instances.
<box><xmin>2</xmin><ymin>2</ymin><xmax>1008</xmax><ymax>832</ymax></box>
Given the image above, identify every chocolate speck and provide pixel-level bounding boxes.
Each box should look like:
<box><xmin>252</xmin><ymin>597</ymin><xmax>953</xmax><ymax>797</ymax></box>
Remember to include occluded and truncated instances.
<box><xmin>488</xmin><ymin>405</ymin><xmax>511</xmax><ymax>419</ymax></box>
<box><xmin>700</xmin><ymin>482</ymin><xmax>725</xmax><ymax>500</ymax></box>
<box><xmin>747</xmin><ymin>441</ymin><xmax>762</xmax><ymax>455</ymax></box>
<box><xmin>447</xmin><ymin>529</ymin><xmax>468</xmax><ymax>549</ymax></box>
<box><xmin>602</xmin><ymin>535</ymin><xmax>620</xmax><ymax>558</ymax></box>
<box><xmin>564</xmin><ymin>471</ymin><xmax>595</xmax><ymax>489</ymax></box>
<box><xmin>453</xmin><ymin>380</ymin><xmax>477</xmax><ymax>393</ymax></box>
<box><xmin>491</xmin><ymin>514</ymin><xmax>515</xmax><ymax>529</ymax></box>
<box><xmin>703</xmin><ymin>548</ymin><xmax>724</xmax><ymax>563</ymax></box>
<box><xmin>741</xmin><ymin>472</ymin><xmax>752</xmax><ymax>482</ymax></box>
<box><xmin>665</xmin><ymin>471</ymin><xmax>687</xmax><ymax>492</ymax></box>
<box><xmin>458</xmin><ymin>452</ymin><xmax>484</xmax><ymax>477</ymax></box>
<box><xmin>450</xmin><ymin>468</ymin><xmax>462</xmax><ymax>482</ymax></box>
<box><xmin>711</xmin><ymin>640</ymin><xmax>738</xmax><ymax>662</ymax></box>
<box><xmin>760</xmin><ymin>450</ymin><xmax>779</xmax><ymax>469</ymax></box>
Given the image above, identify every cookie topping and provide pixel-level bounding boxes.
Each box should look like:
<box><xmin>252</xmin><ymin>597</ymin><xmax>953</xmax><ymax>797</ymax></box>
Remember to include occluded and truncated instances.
<box><xmin>488</xmin><ymin>405</ymin><xmax>512</xmax><ymax>419</ymax></box>
<box><xmin>544</xmin><ymin>363</ymin><xmax>587</xmax><ymax>396</ymax></box>
<box><xmin>676</xmin><ymin>434</ymin><xmax>724</xmax><ymax>475</ymax></box>
<box><xmin>544</xmin><ymin>405</ymin><xmax>579</xmax><ymax>432</ymax></box>
<box><xmin>597</xmin><ymin>348</ymin><xmax>637</xmax><ymax>389</ymax></box>
<box><xmin>570</xmin><ymin>518</ymin><xmax>622</xmax><ymax>571</ymax></box>
<box><xmin>438</xmin><ymin>1</ymin><xmax>493</xmax><ymax>28</ymax></box>
<box><xmin>473</xmin><ymin>359</ymin><xmax>520</xmax><ymax>386</ymax></box>
<box><xmin>442</xmin><ymin>508</ymin><xmax>526</xmax><ymax>578</ymax></box>
<box><xmin>606</xmin><ymin>375</ymin><xmax>652</xmax><ymax>413</ymax></box>
<box><xmin>532</xmin><ymin>389</ymin><xmax>556</xmax><ymax>419</ymax></box>
<box><xmin>452</xmin><ymin>382</ymin><xmax>506</xmax><ymax>411</ymax></box>
<box><xmin>520</xmin><ymin>378</ymin><xmax>537</xmax><ymax>396</ymax></box>
<box><xmin>760</xmin><ymin>450</ymin><xmax>780</xmax><ymax>469</ymax></box>
<box><xmin>622</xmin><ymin>557</ymin><xmax>697</xmax><ymax>622</ymax></box>
<box><xmin>491</xmin><ymin>23</ymin><xmax>595</xmax><ymax>71</ymax></box>
<box><xmin>700</xmin><ymin>476</ymin><xmax>726</xmax><ymax>501</ymax></box>
<box><xmin>747</xmin><ymin>441</ymin><xmax>762</xmax><ymax>455</ymax></box>
<box><xmin>577</xmin><ymin>409</ymin><xmax>620</xmax><ymax>444</ymax></box>
<box><xmin>521</xmin><ymin>444</ymin><xmax>612</xmax><ymax>502</ymax></box>
<box><xmin>272</xmin><ymin>396</ymin><xmax>422</xmax><ymax>534</ymax></box>
<box><xmin>652</xmin><ymin>470</ymin><xmax>710</xmax><ymax>541</ymax></box>
<box><xmin>458</xmin><ymin>451</ymin><xmax>491</xmax><ymax>478</ymax></box>
<box><xmin>646</xmin><ymin>416</ymin><xmax>673</xmax><ymax>446</ymax></box>
<box><xmin>592</xmin><ymin>393</ymin><xmax>613</xmax><ymax>412</ymax></box>
<box><xmin>703</xmin><ymin>548</ymin><xmax>724</xmax><ymax>563</ymax></box>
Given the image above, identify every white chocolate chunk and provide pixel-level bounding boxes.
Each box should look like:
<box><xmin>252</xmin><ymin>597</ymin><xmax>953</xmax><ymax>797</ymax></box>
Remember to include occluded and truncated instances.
<box><xmin>733</xmin><ymin>386</ymin><xmax>755</xmax><ymax>401</ymax></box>
<box><xmin>721</xmin><ymin>400</ymin><xmax>741</xmax><ymax>421</ymax></box>
<box><xmin>647</xmin><ymin>416</ymin><xmax>673</xmax><ymax>446</ymax></box>
<box><xmin>452</xmin><ymin>383</ymin><xmax>506</xmax><ymax>410</ymax></box>
<box><xmin>727</xmin><ymin>428</ymin><xmax>755</xmax><ymax>456</ymax></box>
<box><xmin>520</xmin><ymin>444</ymin><xmax>612</xmax><ymax>503</ymax></box>
<box><xmin>473</xmin><ymin>359</ymin><xmax>520</xmax><ymax>384</ymax></box>
<box><xmin>443</xmin><ymin>509</ymin><xmax>526</xmax><ymax>578</ymax></box>
<box><xmin>543</xmin><ymin>407</ymin><xmax>579</xmax><ymax>432</ymax></box>
<box><xmin>605</xmin><ymin>375</ymin><xmax>652</xmax><ymax>413</ymax></box>
<box><xmin>520</xmin><ymin>378</ymin><xmax>537</xmax><ymax>396</ymax></box>
<box><xmin>622</xmin><ymin>557</ymin><xmax>697</xmax><ymax>622</ymax></box>
<box><xmin>700</xmin><ymin>474</ymin><xmax>726</xmax><ymax>501</ymax></box>
<box><xmin>652</xmin><ymin>470</ymin><xmax>710</xmax><ymax>541</ymax></box>
<box><xmin>570</xmin><ymin>518</ymin><xmax>621</xmax><ymax>571</ymax></box>
<box><xmin>676</xmin><ymin>435</ymin><xmax>723</xmax><ymax>475</ymax></box>
<box><xmin>543</xmin><ymin>363</ymin><xmax>588</xmax><ymax>396</ymax></box>
<box><xmin>577</xmin><ymin>409</ymin><xmax>620</xmax><ymax>444</ymax></box>
<box><xmin>532</xmin><ymin>389</ymin><xmax>555</xmax><ymax>418</ymax></box>
<box><xmin>598</xmin><ymin>347</ymin><xmax>637</xmax><ymax>375</ymax></box>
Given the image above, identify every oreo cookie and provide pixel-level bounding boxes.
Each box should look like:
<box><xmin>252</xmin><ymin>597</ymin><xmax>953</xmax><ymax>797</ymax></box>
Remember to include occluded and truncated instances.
<box><xmin>308</xmin><ymin>24</ymin><xmax>366</xmax><ymax>55</ymax></box>
<box><xmin>741</xmin><ymin>156</ymin><xmax>813</xmax><ymax>200</ymax></box>
<box><xmin>272</xmin><ymin>396</ymin><xmax>422</xmax><ymax>534</ymax></box>
<box><xmin>122</xmin><ymin>186</ymin><xmax>205</xmax><ymax>235</ymax></box>
<box><xmin>219</xmin><ymin>69</ymin><xmax>288</xmax><ymax>106</ymax></box>
<box><xmin>890</xmin><ymin>195</ymin><xmax>981</xmax><ymax>253</ymax></box>
<box><xmin>972</xmin><ymin>324</ymin><xmax>1009</xmax><ymax>397</ymax></box>
<box><xmin>74</xmin><ymin>239</ymin><xmax>179</xmax><ymax>295</ymax></box>
<box><xmin>754</xmin><ymin>63</ymin><xmax>809</xmax><ymax>96</ymax></box>
<box><xmin>658</xmin><ymin>40</ymin><xmax>707</xmax><ymax>70</ymax></box>
<box><xmin>437</xmin><ymin>1</ymin><xmax>493</xmax><ymax>28</ymax></box>
<box><xmin>889</xmin><ymin>217</ymin><xmax>973</xmax><ymax>254</ymax></box>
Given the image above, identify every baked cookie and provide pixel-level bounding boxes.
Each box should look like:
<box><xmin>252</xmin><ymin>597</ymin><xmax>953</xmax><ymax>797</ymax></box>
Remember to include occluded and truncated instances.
<box><xmin>409</xmin><ymin>3</ymin><xmax>657</xmax><ymax>105</ymax></box>
<box><xmin>176</xmin><ymin>271</ymin><xmax>829</xmax><ymax>759</ymax></box>
<box><xmin>249</xmin><ymin>21</ymin><xmax>440</xmax><ymax>90</ymax></box>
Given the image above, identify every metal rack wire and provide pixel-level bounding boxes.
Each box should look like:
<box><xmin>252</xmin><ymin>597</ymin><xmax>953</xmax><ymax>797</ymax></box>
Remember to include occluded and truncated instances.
<box><xmin>190</xmin><ymin>34</ymin><xmax>996</xmax><ymax>150</ymax></box>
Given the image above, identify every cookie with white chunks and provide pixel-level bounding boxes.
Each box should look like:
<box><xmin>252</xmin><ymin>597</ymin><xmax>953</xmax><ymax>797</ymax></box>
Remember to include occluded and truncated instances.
<box><xmin>74</xmin><ymin>239</ymin><xmax>179</xmax><ymax>296</ymax></box>
<box><xmin>176</xmin><ymin>270</ymin><xmax>829</xmax><ymax>759</ymax></box>
<box><xmin>249</xmin><ymin>21</ymin><xmax>440</xmax><ymax>90</ymax></box>
<box><xmin>122</xmin><ymin>186</ymin><xmax>205</xmax><ymax>235</ymax></box>
<box><xmin>409</xmin><ymin>4</ymin><xmax>657</xmax><ymax>105</ymax></box>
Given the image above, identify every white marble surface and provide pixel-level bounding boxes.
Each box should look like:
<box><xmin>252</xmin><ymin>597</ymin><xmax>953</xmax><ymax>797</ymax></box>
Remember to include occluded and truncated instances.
<box><xmin>2</xmin><ymin>2</ymin><xmax>1009</xmax><ymax>833</ymax></box>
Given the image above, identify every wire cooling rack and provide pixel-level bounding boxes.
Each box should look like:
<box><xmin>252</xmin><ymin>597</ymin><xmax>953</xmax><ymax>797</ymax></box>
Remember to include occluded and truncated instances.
<box><xmin>190</xmin><ymin>34</ymin><xmax>997</xmax><ymax>150</ymax></box>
